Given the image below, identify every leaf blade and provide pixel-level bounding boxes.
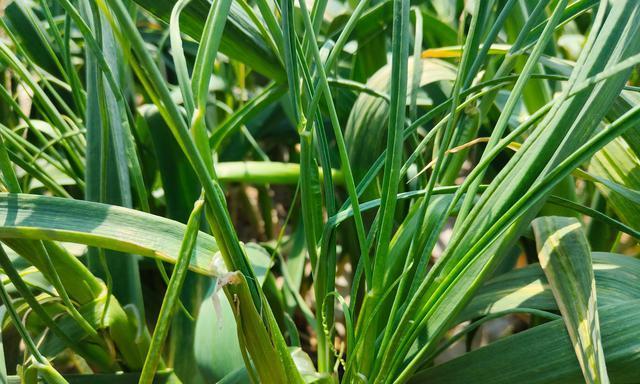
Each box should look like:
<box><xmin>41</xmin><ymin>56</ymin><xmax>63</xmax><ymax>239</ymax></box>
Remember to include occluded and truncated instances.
<box><xmin>533</xmin><ymin>216</ymin><xmax>609</xmax><ymax>384</ymax></box>
<box><xmin>0</xmin><ymin>193</ymin><xmax>255</xmax><ymax>277</ymax></box>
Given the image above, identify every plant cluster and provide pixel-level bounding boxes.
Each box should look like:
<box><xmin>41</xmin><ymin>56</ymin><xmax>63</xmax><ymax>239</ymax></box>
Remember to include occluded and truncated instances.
<box><xmin>0</xmin><ymin>0</ymin><xmax>639</xmax><ymax>383</ymax></box>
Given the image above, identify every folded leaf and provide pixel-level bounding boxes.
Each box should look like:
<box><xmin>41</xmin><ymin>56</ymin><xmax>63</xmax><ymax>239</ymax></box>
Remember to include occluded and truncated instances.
<box><xmin>533</xmin><ymin>216</ymin><xmax>609</xmax><ymax>384</ymax></box>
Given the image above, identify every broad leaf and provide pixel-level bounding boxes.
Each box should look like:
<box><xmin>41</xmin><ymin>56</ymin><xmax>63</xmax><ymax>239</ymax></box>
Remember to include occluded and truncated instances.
<box><xmin>0</xmin><ymin>193</ymin><xmax>269</xmax><ymax>277</ymax></box>
<box><xmin>461</xmin><ymin>252</ymin><xmax>640</xmax><ymax>321</ymax></box>
<box><xmin>411</xmin><ymin>301</ymin><xmax>640</xmax><ymax>384</ymax></box>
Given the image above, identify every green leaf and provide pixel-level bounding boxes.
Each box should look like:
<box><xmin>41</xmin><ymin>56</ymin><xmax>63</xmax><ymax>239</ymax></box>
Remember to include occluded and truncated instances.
<box><xmin>80</xmin><ymin>0</ymin><xmax>145</xmax><ymax>317</ymax></box>
<box><xmin>131</xmin><ymin>0</ymin><xmax>284</xmax><ymax>81</ymax></box>
<box><xmin>194</xmin><ymin>291</ymin><xmax>245</xmax><ymax>382</ymax></box>
<box><xmin>461</xmin><ymin>252</ymin><xmax>640</xmax><ymax>321</ymax></box>
<box><xmin>344</xmin><ymin>58</ymin><xmax>456</xmax><ymax>181</ymax></box>
<box><xmin>0</xmin><ymin>310</ymin><xmax>6</xmax><ymax>383</ymax></box>
<box><xmin>3</xmin><ymin>1</ymin><xmax>60</xmax><ymax>77</ymax></box>
<box><xmin>4</xmin><ymin>371</ymin><xmax>174</xmax><ymax>383</ymax></box>
<box><xmin>411</xmin><ymin>301</ymin><xmax>640</xmax><ymax>384</ymax></box>
<box><xmin>223</xmin><ymin>271</ymin><xmax>304</xmax><ymax>383</ymax></box>
<box><xmin>588</xmin><ymin>137</ymin><xmax>640</xmax><ymax>229</ymax></box>
<box><xmin>138</xmin><ymin>104</ymin><xmax>208</xmax><ymax>383</ymax></box>
<box><xmin>373</xmin><ymin>2</ymin><xmax>640</xmax><ymax>380</ymax></box>
<box><xmin>0</xmin><ymin>193</ymin><xmax>264</xmax><ymax>277</ymax></box>
<box><xmin>0</xmin><ymin>248</ymin><xmax>68</xmax><ymax>383</ymax></box>
<box><xmin>533</xmin><ymin>216</ymin><xmax>609</xmax><ymax>384</ymax></box>
<box><xmin>139</xmin><ymin>197</ymin><xmax>204</xmax><ymax>384</ymax></box>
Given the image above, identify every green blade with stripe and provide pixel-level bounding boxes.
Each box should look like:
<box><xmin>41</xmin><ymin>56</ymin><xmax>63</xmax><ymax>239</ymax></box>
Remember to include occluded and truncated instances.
<box><xmin>533</xmin><ymin>216</ymin><xmax>609</xmax><ymax>384</ymax></box>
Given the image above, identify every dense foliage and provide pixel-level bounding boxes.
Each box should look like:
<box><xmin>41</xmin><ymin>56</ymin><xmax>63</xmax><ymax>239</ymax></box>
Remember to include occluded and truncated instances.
<box><xmin>0</xmin><ymin>0</ymin><xmax>639</xmax><ymax>383</ymax></box>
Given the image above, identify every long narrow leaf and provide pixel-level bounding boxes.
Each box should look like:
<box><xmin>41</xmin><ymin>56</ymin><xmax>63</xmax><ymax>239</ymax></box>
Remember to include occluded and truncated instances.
<box><xmin>533</xmin><ymin>216</ymin><xmax>609</xmax><ymax>384</ymax></box>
